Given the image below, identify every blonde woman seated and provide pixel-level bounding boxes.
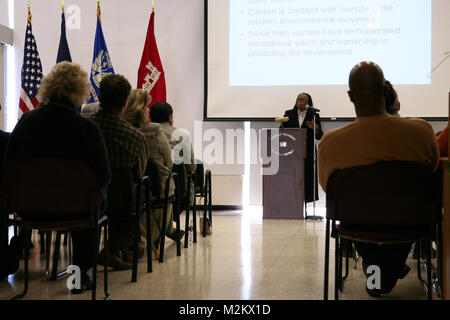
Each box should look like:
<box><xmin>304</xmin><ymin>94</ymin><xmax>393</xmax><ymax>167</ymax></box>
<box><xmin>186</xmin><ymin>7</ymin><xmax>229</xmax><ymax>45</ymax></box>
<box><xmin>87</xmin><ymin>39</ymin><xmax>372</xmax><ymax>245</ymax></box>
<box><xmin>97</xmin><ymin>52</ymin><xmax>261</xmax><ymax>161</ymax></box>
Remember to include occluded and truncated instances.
<box><xmin>123</xmin><ymin>89</ymin><xmax>184</xmax><ymax>258</ymax></box>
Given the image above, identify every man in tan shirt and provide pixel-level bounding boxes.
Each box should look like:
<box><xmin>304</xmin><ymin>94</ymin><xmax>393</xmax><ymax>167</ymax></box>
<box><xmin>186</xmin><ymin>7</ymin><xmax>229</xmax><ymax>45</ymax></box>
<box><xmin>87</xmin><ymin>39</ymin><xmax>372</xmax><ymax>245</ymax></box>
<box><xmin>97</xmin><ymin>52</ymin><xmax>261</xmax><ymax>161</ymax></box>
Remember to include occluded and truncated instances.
<box><xmin>318</xmin><ymin>61</ymin><xmax>439</xmax><ymax>297</ymax></box>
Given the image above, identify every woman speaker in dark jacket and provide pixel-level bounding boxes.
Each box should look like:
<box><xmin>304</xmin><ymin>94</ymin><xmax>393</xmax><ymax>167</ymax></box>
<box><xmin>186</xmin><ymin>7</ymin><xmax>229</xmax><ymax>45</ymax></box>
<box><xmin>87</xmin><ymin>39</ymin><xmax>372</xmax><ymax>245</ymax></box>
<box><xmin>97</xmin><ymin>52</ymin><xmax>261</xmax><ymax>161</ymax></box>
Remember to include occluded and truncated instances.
<box><xmin>282</xmin><ymin>93</ymin><xmax>323</xmax><ymax>206</ymax></box>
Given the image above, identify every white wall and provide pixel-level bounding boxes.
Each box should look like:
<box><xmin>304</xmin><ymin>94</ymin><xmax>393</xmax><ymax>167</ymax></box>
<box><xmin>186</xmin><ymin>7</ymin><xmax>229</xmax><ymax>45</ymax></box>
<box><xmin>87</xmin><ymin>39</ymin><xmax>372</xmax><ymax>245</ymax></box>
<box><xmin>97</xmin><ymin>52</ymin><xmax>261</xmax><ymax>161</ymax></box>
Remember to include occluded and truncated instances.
<box><xmin>0</xmin><ymin>0</ymin><xmax>9</xmax><ymax>27</ymax></box>
<box><xmin>0</xmin><ymin>44</ymin><xmax>4</xmax><ymax>130</ymax></box>
<box><xmin>12</xmin><ymin>0</ymin><xmax>205</xmax><ymax>137</ymax></box>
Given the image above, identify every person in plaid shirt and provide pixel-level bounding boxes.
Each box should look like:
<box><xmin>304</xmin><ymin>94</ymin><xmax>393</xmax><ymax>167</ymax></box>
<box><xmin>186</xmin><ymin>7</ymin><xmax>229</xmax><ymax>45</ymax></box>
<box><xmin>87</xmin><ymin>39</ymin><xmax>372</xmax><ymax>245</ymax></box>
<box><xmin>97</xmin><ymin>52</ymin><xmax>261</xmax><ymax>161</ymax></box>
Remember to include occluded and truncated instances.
<box><xmin>89</xmin><ymin>74</ymin><xmax>148</xmax><ymax>270</ymax></box>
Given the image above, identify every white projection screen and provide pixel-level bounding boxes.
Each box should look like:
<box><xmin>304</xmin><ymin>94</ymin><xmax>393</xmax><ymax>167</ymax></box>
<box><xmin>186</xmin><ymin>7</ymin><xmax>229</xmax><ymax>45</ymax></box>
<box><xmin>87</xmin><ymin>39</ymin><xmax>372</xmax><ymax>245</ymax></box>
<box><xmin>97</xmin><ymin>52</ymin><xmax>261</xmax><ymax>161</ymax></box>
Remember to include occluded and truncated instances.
<box><xmin>206</xmin><ymin>0</ymin><xmax>450</xmax><ymax>120</ymax></box>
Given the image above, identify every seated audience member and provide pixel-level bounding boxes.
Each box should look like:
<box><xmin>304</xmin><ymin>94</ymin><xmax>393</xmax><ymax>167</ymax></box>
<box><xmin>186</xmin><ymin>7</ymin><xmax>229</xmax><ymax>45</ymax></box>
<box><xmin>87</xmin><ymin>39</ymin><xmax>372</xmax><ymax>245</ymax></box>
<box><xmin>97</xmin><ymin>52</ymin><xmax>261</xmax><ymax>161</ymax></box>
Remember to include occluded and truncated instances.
<box><xmin>88</xmin><ymin>75</ymin><xmax>148</xmax><ymax>269</ymax></box>
<box><xmin>384</xmin><ymin>80</ymin><xmax>401</xmax><ymax>116</ymax></box>
<box><xmin>437</xmin><ymin>125</ymin><xmax>448</xmax><ymax>157</ymax></box>
<box><xmin>123</xmin><ymin>89</ymin><xmax>182</xmax><ymax>254</ymax></box>
<box><xmin>5</xmin><ymin>61</ymin><xmax>111</xmax><ymax>293</ymax></box>
<box><xmin>318</xmin><ymin>61</ymin><xmax>439</xmax><ymax>297</ymax></box>
<box><xmin>149</xmin><ymin>102</ymin><xmax>196</xmax><ymax>205</ymax></box>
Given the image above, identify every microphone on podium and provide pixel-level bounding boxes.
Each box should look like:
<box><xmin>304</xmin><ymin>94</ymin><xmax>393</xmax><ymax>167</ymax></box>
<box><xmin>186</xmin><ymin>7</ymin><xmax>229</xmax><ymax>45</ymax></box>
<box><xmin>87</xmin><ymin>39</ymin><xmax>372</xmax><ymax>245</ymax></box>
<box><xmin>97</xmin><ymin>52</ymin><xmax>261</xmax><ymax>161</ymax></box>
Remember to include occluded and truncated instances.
<box><xmin>307</xmin><ymin>105</ymin><xmax>320</xmax><ymax>112</ymax></box>
<box><xmin>275</xmin><ymin>116</ymin><xmax>289</xmax><ymax>128</ymax></box>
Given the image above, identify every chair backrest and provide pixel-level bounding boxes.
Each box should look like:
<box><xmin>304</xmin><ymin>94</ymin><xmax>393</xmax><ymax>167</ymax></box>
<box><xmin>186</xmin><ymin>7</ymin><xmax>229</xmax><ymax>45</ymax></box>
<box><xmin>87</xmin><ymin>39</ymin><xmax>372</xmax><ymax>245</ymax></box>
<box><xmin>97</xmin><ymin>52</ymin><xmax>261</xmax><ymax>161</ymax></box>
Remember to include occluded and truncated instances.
<box><xmin>193</xmin><ymin>161</ymin><xmax>204</xmax><ymax>192</ymax></box>
<box><xmin>145</xmin><ymin>159</ymin><xmax>162</xmax><ymax>202</ymax></box>
<box><xmin>172</xmin><ymin>163</ymin><xmax>187</xmax><ymax>201</ymax></box>
<box><xmin>326</xmin><ymin>161</ymin><xmax>441</xmax><ymax>227</ymax></box>
<box><xmin>106</xmin><ymin>167</ymin><xmax>134</xmax><ymax>214</ymax></box>
<box><xmin>3</xmin><ymin>157</ymin><xmax>100</xmax><ymax>217</ymax></box>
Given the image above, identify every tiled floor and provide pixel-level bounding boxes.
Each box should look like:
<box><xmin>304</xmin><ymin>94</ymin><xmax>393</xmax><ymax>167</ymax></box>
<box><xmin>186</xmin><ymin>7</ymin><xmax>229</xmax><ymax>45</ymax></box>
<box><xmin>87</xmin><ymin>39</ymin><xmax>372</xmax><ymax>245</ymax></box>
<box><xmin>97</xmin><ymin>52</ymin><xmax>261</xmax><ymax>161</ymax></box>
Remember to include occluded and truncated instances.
<box><xmin>0</xmin><ymin>206</ymin><xmax>434</xmax><ymax>300</ymax></box>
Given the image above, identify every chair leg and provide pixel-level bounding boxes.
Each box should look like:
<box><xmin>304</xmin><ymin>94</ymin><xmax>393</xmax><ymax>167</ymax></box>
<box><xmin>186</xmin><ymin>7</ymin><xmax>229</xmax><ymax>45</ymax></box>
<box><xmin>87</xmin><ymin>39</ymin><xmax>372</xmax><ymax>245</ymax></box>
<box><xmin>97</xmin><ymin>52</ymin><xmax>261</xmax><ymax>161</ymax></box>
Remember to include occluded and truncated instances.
<box><xmin>184</xmin><ymin>201</ymin><xmax>189</xmax><ymax>249</ymax></box>
<box><xmin>132</xmin><ymin>186</ymin><xmax>142</xmax><ymax>283</ymax></box>
<box><xmin>132</xmin><ymin>213</ymin><xmax>140</xmax><ymax>283</ymax></box>
<box><xmin>437</xmin><ymin>224</ymin><xmax>443</xmax><ymax>298</ymax></box>
<box><xmin>45</xmin><ymin>231</ymin><xmax>52</xmax><ymax>275</ymax></box>
<box><xmin>324</xmin><ymin>219</ymin><xmax>330</xmax><ymax>300</ymax></box>
<box><xmin>417</xmin><ymin>241</ymin><xmax>423</xmax><ymax>282</ymax></box>
<box><xmin>68</xmin><ymin>233</ymin><xmax>73</xmax><ymax>266</ymax></box>
<box><xmin>103</xmin><ymin>223</ymin><xmax>110</xmax><ymax>300</ymax></box>
<box><xmin>63</xmin><ymin>232</ymin><xmax>68</xmax><ymax>246</ymax></box>
<box><xmin>427</xmin><ymin>240</ymin><xmax>432</xmax><ymax>300</ymax></box>
<box><xmin>146</xmin><ymin>209</ymin><xmax>152</xmax><ymax>273</ymax></box>
<box><xmin>334</xmin><ymin>235</ymin><xmax>339</xmax><ymax>300</ymax></box>
<box><xmin>208</xmin><ymin>175</ymin><xmax>212</xmax><ymax>225</ymax></box>
<box><xmin>159</xmin><ymin>201</ymin><xmax>169</xmax><ymax>263</ymax></box>
<box><xmin>339</xmin><ymin>238</ymin><xmax>344</xmax><ymax>291</ymax></box>
<box><xmin>193</xmin><ymin>196</ymin><xmax>197</xmax><ymax>243</ymax></box>
<box><xmin>39</xmin><ymin>231</ymin><xmax>45</xmax><ymax>254</ymax></box>
<box><xmin>202</xmin><ymin>192</ymin><xmax>207</xmax><ymax>238</ymax></box>
<box><xmin>342</xmin><ymin>240</ymin><xmax>350</xmax><ymax>280</ymax></box>
<box><xmin>50</xmin><ymin>232</ymin><xmax>62</xmax><ymax>281</ymax></box>
<box><xmin>175</xmin><ymin>198</ymin><xmax>181</xmax><ymax>257</ymax></box>
<box><xmin>353</xmin><ymin>244</ymin><xmax>358</xmax><ymax>270</ymax></box>
<box><xmin>92</xmin><ymin>226</ymin><xmax>99</xmax><ymax>301</ymax></box>
<box><xmin>12</xmin><ymin>229</ymin><xmax>30</xmax><ymax>300</ymax></box>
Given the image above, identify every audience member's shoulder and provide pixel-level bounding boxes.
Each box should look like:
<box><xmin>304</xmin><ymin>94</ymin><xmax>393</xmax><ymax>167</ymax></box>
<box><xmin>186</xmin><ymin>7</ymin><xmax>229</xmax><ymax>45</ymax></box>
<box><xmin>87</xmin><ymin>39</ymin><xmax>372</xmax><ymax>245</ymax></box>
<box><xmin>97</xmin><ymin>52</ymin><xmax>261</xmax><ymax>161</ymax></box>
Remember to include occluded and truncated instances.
<box><xmin>122</xmin><ymin>118</ymin><xmax>146</xmax><ymax>141</ymax></box>
<box><xmin>142</xmin><ymin>122</ymin><xmax>162</xmax><ymax>137</ymax></box>
<box><xmin>79</xmin><ymin>113</ymin><xmax>103</xmax><ymax>134</ymax></box>
<box><xmin>320</xmin><ymin>122</ymin><xmax>357</xmax><ymax>144</ymax></box>
<box><xmin>81</xmin><ymin>103</ymin><xmax>100</xmax><ymax>117</ymax></box>
<box><xmin>143</xmin><ymin>122</ymin><xmax>161</xmax><ymax>132</ymax></box>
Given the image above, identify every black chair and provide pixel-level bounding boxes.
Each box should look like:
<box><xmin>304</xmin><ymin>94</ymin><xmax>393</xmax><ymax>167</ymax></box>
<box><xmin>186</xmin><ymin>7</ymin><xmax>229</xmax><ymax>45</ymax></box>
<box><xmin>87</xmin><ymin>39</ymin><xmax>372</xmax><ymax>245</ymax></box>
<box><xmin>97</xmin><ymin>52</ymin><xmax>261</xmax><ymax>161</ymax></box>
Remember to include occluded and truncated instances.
<box><xmin>192</xmin><ymin>161</ymin><xmax>212</xmax><ymax>238</ymax></box>
<box><xmin>323</xmin><ymin>161</ymin><xmax>442</xmax><ymax>300</ymax></box>
<box><xmin>146</xmin><ymin>159</ymin><xmax>181</xmax><ymax>262</ymax></box>
<box><xmin>105</xmin><ymin>167</ymin><xmax>152</xmax><ymax>282</ymax></box>
<box><xmin>2</xmin><ymin>157</ymin><xmax>109</xmax><ymax>300</ymax></box>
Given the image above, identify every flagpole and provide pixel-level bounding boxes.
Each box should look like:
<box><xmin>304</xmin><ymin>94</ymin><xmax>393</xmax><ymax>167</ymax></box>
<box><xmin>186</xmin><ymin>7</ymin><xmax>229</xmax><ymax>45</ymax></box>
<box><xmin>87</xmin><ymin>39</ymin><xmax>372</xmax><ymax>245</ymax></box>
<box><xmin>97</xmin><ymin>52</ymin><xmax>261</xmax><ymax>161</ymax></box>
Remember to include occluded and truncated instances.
<box><xmin>27</xmin><ymin>0</ymin><xmax>32</xmax><ymax>22</ymax></box>
<box><xmin>97</xmin><ymin>0</ymin><xmax>102</xmax><ymax>25</ymax></box>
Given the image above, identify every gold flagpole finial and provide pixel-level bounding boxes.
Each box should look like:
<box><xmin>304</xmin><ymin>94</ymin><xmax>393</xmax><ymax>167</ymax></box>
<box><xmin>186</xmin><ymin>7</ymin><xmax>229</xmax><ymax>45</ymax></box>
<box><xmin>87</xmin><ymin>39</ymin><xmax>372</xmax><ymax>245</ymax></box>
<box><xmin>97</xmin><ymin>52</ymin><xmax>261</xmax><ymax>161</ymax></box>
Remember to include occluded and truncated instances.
<box><xmin>62</xmin><ymin>0</ymin><xmax>65</xmax><ymax>12</ymax></box>
<box><xmin>27</xmin><ymin>0</ymin><xmax>31</xmax><ymax>13</ymax></box>
<box><xmin>97</xmin><ymin>0</ymin><xmax>100</xmax><ymax>8</ymax></box>
<box><xmin>152</xmin><ymin>0</ymin><xmax>155</xmax><ymax>12</ymax></box>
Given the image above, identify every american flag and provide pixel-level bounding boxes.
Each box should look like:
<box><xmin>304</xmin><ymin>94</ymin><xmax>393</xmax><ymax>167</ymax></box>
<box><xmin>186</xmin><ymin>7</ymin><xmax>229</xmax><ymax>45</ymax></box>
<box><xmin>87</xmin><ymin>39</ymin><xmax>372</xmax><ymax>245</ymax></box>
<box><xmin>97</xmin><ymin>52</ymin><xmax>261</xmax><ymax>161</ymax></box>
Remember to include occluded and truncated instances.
<box><xmin>19</xmin><ymin>13</ymin><xmax>43</xmax><ymax>114</ymax></box>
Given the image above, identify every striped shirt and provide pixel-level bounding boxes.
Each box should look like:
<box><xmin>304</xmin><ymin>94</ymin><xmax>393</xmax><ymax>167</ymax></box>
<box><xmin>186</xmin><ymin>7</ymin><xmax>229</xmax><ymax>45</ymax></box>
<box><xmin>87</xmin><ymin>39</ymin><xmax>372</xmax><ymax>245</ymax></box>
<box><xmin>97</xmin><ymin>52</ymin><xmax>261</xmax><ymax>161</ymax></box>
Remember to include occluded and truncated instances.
<box><xmin>89</xmin><ymin>108</ymin><xmax>148</xmax><ymax>177</ymax></box>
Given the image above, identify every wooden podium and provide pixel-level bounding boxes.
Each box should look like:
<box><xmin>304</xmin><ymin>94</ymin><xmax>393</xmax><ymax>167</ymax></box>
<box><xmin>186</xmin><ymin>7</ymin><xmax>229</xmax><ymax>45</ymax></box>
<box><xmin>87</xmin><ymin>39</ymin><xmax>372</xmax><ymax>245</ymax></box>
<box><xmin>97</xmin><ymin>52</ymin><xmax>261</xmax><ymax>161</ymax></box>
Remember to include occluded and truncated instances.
<box><xmin>262</xmin><ymin>128</ymin><xmax>307</xmax><ymax>219</ymax></box>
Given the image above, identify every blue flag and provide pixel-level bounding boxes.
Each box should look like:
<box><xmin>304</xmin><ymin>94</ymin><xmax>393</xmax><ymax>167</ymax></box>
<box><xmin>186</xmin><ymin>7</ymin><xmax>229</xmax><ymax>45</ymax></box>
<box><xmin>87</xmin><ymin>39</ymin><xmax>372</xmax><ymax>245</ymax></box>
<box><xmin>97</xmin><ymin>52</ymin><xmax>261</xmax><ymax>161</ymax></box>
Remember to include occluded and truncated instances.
<box><xmin>88</xmin><ymin>6</ymin><xmax>114</xmax><ymax>103</ymax></box>
<box><xmin>56</xmin><ymin>12</ymin><xmax>72</xmax><ymax>63</ymax></box>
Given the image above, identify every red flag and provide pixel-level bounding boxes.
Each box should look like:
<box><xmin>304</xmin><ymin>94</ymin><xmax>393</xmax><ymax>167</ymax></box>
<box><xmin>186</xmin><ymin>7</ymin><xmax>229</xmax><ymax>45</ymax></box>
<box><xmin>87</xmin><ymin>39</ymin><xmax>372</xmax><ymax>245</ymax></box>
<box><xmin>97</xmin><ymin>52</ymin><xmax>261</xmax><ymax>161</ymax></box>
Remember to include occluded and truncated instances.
<box><xmin>137</xmin><ymin>11</ymin><xmax>166</xmax><ymax>103</ymax></box>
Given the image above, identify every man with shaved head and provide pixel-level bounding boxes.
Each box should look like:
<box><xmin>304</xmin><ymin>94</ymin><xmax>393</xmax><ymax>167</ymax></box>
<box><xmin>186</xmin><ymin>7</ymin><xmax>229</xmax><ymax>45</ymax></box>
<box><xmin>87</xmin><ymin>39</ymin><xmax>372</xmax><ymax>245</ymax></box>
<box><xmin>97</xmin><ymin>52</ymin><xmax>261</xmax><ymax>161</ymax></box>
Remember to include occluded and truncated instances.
<box><xmin>318</xmin><ymin>61</ymin><xmax>439</xmax><ymax>297</ymax></box>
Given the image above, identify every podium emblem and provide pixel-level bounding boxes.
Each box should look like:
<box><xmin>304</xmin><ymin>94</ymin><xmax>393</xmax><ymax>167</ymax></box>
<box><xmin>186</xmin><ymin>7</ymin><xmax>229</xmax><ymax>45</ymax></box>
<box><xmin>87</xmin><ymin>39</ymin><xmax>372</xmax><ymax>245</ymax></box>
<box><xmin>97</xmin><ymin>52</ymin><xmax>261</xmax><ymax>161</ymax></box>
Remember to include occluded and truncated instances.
<box><xmin>272</xmin><ymin>133</ymin><xmax>296</xmax><ymax>157</ymax></box>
